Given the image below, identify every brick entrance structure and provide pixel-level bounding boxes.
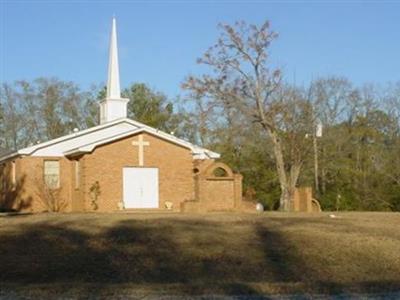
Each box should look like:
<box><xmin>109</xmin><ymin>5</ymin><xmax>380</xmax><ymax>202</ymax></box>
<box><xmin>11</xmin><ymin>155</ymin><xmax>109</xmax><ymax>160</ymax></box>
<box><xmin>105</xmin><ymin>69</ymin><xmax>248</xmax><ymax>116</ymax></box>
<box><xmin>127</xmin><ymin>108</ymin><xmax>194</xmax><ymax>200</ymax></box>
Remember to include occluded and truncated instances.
<box><xmin>181</xmin><ymin>160</ymin><xmax>252</xmax><ymax>212</ymax></box>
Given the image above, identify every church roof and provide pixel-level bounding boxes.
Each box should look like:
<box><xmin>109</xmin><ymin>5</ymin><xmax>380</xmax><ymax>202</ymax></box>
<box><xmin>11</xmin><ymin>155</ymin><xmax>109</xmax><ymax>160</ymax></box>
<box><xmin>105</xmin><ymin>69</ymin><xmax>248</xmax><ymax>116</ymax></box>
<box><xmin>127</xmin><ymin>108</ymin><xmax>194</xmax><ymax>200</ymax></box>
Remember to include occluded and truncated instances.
<box><xmin>0</xmin><ymin>118</ymin><xmax>220</xmax><ymax>163</ymax></box>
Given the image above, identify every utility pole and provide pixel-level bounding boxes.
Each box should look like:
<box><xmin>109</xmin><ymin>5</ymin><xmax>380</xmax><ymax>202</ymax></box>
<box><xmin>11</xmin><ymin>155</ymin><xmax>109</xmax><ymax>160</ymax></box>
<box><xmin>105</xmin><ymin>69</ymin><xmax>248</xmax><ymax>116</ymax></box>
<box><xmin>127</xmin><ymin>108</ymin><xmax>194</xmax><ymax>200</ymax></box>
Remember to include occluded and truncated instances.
<box><xmin>314</xmin><ymin>120</ymin><xmax>323</xmax><ymax>195</ymax></box>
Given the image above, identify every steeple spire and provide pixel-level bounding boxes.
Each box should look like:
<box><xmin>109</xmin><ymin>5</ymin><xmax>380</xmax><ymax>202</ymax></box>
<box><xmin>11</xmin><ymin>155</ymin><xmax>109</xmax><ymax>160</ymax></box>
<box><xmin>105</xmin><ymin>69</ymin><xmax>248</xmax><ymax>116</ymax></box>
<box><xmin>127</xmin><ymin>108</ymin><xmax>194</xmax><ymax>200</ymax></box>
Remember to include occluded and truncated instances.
<box><xmin>107</xmin><ymin>16</ymin><xmax>121</xmax><ymax>99</ymax></box>
<box><xmin>100</xmin><ymin>17</ymin><xmax>129</xmax><ymax>124</ymax></box>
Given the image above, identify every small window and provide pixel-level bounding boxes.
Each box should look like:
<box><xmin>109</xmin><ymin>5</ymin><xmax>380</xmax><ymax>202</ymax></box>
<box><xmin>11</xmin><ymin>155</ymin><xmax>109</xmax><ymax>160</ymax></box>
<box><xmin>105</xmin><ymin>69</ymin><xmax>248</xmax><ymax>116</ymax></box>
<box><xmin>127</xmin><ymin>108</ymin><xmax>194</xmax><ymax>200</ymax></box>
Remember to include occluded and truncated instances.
<box><xmin>44</xmin><ymin>160</ymin><xmax>60</xmax><ymax>189</ymax></box>
<box><xmin>74</xmin><ymin>160</ymin><xmax>80</xmax><ymax>189</ymax></box>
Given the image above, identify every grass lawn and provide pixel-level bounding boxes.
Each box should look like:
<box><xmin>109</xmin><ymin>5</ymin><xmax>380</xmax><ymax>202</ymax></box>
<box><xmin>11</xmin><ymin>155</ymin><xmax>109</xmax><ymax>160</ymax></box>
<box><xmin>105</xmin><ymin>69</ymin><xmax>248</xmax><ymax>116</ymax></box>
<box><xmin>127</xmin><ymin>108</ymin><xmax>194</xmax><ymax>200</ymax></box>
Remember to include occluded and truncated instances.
<box><xmin>0</xmin><ymin>212</ymin><xmax>399</xmax><ymax>298</ymax></box>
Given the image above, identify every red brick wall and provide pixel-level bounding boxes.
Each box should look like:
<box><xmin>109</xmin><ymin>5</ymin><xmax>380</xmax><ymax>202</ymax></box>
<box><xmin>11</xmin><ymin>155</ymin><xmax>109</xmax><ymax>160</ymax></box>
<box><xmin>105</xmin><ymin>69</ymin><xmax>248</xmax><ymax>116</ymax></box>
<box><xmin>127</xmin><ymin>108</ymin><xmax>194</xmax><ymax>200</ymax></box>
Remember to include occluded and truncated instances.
<box><xmin>202</xmin><ymin>179</ymin><xmax>235</xmax><ymax>211</ymax></box>
<box><xmin>0</xmin><ymin>157</ymin><xmax>73</xmax><ymax>212</ymax></box>
<box><xmin>81</xmin><ymin>132</ymin><xmax>195</xmax><ymax>211</ymax></box>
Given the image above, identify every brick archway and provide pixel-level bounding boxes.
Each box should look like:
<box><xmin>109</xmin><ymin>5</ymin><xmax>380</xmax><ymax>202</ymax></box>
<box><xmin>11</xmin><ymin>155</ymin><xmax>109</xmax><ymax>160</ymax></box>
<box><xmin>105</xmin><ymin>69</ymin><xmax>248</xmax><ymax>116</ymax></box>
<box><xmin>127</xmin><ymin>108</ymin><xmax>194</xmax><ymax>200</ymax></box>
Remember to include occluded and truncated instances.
<box><xmin>203</xmin><ymin>162</ymin><xmax>234</xmax><ymax>178</ymax></box>
<box><xmin>180</xmin><ymin>161</ymin><xmax>243</xmax><ymax>212</ymax></box>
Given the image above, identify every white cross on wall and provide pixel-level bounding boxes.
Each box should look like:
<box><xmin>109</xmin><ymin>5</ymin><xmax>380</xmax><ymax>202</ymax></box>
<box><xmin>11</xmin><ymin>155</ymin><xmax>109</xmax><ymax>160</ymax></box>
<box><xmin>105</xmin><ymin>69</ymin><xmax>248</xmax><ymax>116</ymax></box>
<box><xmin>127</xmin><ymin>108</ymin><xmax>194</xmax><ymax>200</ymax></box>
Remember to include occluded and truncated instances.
<box><xmin>132</xmin><ymin>134</ymin><xmax>150</xmax><ymax>166</ymax></box>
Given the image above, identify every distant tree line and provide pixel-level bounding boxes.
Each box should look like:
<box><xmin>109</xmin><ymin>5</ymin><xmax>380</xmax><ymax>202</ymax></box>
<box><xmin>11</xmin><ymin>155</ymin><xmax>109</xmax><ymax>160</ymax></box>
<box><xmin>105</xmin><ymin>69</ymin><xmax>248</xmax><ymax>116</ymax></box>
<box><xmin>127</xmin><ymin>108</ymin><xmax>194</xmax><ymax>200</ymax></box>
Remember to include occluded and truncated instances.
<box><xmin>1</xmin><ymin>21</ymin><xmax>399</xmax><ymax>211</ymax></box>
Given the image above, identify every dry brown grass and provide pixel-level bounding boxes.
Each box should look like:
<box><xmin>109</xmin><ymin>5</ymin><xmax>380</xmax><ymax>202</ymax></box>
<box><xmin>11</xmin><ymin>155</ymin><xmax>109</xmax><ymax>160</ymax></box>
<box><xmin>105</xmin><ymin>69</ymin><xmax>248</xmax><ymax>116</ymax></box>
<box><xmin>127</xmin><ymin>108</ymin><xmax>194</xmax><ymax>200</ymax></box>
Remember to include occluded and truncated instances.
<box><xmin>0</xmin><ymin>212</ymin><xmax>399</xmax><ymax>298</ymax></box>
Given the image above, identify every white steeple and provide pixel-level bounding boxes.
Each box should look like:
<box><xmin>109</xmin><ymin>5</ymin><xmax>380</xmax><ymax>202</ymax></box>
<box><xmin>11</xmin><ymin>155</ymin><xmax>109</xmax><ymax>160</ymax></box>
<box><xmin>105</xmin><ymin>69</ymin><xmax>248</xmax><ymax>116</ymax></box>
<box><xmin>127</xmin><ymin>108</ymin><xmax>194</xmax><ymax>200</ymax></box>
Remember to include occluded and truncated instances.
<box><xmin>99</xmin><ymin>17</ymin><xmax>129</xmax><ymax>124</ymax></box>
<box><xmin>107</xmin><ymin>17</ymin><xmax>121</xmax><ymax>99</ymax></box>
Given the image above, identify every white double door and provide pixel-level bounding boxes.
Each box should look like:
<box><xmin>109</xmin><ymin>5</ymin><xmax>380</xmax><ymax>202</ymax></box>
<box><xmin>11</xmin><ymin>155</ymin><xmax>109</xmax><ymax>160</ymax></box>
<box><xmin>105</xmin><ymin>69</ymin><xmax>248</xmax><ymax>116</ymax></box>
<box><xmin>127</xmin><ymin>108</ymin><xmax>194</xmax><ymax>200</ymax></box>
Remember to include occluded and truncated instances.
<box><xmin>123</xmin><ymin>167</ymin><xmax>159</xmax><ymax>208</ymax></box>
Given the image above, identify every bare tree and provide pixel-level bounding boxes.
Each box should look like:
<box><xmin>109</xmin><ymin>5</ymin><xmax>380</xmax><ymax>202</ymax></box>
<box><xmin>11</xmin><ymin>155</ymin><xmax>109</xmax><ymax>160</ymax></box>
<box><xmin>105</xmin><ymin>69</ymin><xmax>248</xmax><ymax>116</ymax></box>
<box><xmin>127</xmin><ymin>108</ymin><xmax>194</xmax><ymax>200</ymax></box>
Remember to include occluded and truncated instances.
<box><xmin>0</xmin><ymin>83</ymin><xmax>23</xmax><ymax>150</ymax></box>
<box><xmin>183</xmin><ymin>21</ymin><xmax>314</xmax><ymax>210</ymax></box>
<box><xmin>35</xmin><ymin>177</ymin><xmax>68</xmax><ymax>212</ymax></box>
<box><xmin>308</xmin><ymin>77</ymin><xmax>354</xmax><ymax>194</ymax></box>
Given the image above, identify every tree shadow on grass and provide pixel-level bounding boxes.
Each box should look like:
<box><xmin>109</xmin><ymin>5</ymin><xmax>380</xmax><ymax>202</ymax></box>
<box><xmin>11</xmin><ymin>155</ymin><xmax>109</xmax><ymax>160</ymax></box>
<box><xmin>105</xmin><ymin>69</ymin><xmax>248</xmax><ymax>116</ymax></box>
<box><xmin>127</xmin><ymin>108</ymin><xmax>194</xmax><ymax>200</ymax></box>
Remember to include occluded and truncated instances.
<box><xmin>0</xmin><ymin>217</ymin><xmax>399</xmax><ymax>298</ymax></box>
<box><xmin>0</xmin><ymin>218</ymin><xmax>270</xmax><ymax>298</ymax></box>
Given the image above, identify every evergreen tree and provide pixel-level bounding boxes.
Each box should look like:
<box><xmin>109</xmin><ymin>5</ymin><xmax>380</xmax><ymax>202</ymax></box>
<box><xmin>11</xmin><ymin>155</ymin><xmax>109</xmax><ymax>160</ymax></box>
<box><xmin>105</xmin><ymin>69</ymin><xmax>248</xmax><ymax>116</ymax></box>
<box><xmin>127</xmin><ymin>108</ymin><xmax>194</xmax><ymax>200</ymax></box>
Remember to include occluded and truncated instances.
<box><xmin>123</xmin><ymin>83</ymin><xmax>174</xmax><ymax>132</ymax></box>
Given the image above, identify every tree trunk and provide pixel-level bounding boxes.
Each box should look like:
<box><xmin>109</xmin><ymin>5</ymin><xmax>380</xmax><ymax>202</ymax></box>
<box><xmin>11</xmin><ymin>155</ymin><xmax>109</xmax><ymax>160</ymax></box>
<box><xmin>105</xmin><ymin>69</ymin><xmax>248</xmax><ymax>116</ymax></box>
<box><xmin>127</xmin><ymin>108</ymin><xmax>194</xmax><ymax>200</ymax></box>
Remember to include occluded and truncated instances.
<box><xmin>279</xmin><ymin>175</ymin><xmax>298</xmax><ymax>212</ymax></box>
<box><xmin>280</xmin><ymin>188</ymin><xmax>292</xmax><ymax>211</ymax></box>
<box><xmin>268</xmin><ymin>130</ymin><xmax>302</xmax><ymax>211</ymax></box>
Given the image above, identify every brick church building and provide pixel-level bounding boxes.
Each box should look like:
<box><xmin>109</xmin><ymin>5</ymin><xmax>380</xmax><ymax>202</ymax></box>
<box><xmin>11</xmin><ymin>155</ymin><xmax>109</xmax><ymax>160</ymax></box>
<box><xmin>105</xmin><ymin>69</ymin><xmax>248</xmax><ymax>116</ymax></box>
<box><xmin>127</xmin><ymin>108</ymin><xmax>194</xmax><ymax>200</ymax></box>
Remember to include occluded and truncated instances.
<box><xmin>0</xmin><ymin>18</ymin><xmax>248</xmax><ymax>213</ymax></box>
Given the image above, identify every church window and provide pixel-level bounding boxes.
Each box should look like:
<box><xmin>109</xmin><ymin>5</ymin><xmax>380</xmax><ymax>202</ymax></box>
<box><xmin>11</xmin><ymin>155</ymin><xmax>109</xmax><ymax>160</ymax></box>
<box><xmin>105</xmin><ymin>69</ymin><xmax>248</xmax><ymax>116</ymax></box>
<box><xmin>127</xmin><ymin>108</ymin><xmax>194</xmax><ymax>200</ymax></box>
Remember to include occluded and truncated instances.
<box><xmin>44</xmin><ymin>160</ymin><xmax>60</xmax><ymax>189</ymax></box>
<box><xmin>74</xmin><ymin>161</ymin><xmax>80</xmax><ymax>189</ymax></box>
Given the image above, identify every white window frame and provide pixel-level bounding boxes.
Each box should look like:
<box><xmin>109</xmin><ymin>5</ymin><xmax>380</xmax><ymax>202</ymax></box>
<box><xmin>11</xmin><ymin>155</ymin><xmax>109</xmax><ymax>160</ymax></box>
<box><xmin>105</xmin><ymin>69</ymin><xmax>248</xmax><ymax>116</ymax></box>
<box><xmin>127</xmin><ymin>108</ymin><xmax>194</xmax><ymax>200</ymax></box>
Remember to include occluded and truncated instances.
<box><xmin>44</xmin><ymin>160</ymin><xmax>60</xmax><ymax>189</ymax></box>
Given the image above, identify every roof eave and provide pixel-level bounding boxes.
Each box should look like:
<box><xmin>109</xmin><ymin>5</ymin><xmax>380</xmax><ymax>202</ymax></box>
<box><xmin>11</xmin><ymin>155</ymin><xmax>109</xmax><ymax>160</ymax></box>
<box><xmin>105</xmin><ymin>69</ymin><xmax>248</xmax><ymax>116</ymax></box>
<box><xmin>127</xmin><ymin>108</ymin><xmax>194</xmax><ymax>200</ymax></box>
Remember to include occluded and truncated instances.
<box><xmin>63</xmin><ymin>127</ymin><xmax>221</xmax><ymax>159</ymax></box>
<box><xmin>0</xmin><ymin>152</ymin><xmax>20</xmax><ymax>163</ymax></box>
<box><xmin>16</xmin><ymin>118</ymin><xmax>135</xmax><ymax>156</ymax></box>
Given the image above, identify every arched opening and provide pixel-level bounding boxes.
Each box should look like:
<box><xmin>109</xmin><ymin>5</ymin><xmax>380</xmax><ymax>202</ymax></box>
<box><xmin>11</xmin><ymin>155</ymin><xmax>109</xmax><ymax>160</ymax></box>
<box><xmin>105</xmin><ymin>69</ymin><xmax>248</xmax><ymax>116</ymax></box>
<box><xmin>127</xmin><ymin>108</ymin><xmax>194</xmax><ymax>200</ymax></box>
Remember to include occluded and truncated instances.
<box><xmin>213</xmin><ymin>167</ymin><xmax>228</xmax><ymax>177</ymax></box>
<box><xmin>312</xmin><ymin>199</ymin><xmax>322</xmax><ymax>212</ymax></box>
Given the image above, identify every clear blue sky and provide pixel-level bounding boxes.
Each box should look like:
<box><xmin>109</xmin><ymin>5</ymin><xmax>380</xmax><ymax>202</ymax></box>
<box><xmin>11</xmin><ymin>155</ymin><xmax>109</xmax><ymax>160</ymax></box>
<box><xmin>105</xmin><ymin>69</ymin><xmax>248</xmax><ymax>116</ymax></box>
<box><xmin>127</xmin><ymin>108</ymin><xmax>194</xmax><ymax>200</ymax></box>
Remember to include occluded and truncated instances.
<box><xmin>1</xmin><ymin>1</ymin><xmax>399</xmax><ymax>98</ymax></box>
